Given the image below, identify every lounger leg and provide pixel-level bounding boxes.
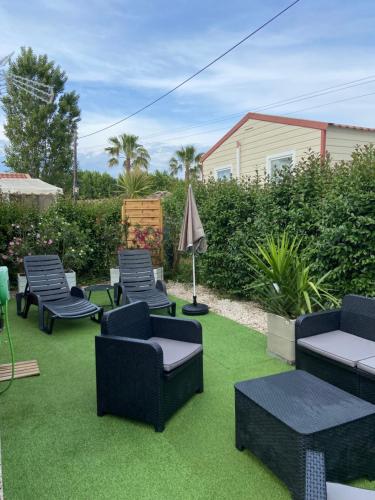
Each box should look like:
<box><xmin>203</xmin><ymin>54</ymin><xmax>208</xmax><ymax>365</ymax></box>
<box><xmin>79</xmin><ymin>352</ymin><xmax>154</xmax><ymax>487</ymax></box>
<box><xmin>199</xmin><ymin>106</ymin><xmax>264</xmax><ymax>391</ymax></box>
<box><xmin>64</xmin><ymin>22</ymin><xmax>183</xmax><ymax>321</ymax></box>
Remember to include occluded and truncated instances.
<box><xmin>23</xmin><ymin>297</ymin><xmax>31</xmax><ymax>319</ymax></box>
<box><xmin>16</xmin><ymin>293</ymin><xmax>24</xmax><ymax>316</ymax></box>
<box><xmin>154</xmin><ymin>422</ymin><xmax>165</xmax><ymax>432</ymax></box>
<box><xmin>91</xmin><ymin>308</ymin><xmax>104</xmax><ymax>324</ymax></box>
<box><xmin>169</xmin><ymin>303</ymin><xmax>176</xmax><ymax>317</ymax></box>
<box><xmin>39</xmin><ymin>307</ymin><xmax>53</xmax><ymax>334</ymax></box>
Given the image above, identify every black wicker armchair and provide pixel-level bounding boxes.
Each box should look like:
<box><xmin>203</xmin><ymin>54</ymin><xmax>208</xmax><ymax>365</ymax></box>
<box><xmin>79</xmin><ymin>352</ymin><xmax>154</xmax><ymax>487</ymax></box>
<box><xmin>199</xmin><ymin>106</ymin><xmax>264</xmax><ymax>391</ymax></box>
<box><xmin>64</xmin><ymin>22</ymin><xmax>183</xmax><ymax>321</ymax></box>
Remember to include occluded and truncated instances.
<box><xmin>95</xmin><ymin>301</ymin><xmax>203</xmax><ymax>431</ymax></box>
<box><xmin>296</xmin><ymin>294</ymin><xmax>375</xmax><ymax>403</ymax></box>
<box><xmin>305</xmin><ymin>450</ymin><xmax>375</xmax><ymax>499</ymax></box>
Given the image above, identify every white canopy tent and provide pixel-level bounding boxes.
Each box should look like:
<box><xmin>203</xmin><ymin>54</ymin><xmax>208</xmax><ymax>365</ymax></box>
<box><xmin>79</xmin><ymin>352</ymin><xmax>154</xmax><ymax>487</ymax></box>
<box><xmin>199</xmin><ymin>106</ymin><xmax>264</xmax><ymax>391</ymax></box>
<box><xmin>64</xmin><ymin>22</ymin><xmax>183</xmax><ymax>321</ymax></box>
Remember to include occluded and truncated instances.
<box><xmin>0</xmin><ymin>177</ymin><xmax>63</xmax><ymax>195</ymax></box>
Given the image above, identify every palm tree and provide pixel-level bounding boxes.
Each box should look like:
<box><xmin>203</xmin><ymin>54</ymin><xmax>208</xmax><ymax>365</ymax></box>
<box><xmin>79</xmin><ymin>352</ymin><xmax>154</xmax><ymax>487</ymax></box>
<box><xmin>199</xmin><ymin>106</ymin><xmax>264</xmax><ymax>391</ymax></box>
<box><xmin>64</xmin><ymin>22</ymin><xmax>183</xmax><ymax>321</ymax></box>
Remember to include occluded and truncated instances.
<box><xmin>105</xmin><ymin>134</ymin><xmax>150</xmax><ymax>173</ymax></box>
<box><xmin>169</xmin><ymin>145</ymin><xmax>203</xmax><ymax>182</ymax></box>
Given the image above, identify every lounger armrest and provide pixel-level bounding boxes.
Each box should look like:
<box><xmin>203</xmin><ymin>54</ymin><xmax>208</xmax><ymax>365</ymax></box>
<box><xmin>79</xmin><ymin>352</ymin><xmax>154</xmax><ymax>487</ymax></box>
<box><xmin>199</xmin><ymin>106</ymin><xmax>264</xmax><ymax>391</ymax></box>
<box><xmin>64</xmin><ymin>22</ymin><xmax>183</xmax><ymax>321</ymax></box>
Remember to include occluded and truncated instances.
<box><xmin>156</xmin><ymin>280</ymin><xmax>167</xmax><ymax>294</ymax></box>
<box><xmin>304</xmin><ymin>450</ymin><xmax>327</xmax><ymax>500</ymax></box>
<box><xmin>150</xmin><ymin>315</ymin><xmax>202</xmax><ymax>344</ymax></box>
<box><xmin>70</xmin><ymin>286</ymin><xmax>85</xmax><ymax>299</ymax></box>
<box><xmin>295</xmin><ymin>309</ymin><xmax>341</xmax><ymax>340</ymax></box>
<box><xmin>116</xmin><ymin>283</ymin><xmax>130</xmax><ymax>306</ymax></box>
<box><xmin>28</xmin><ymin>291</ymin><xmax>43</xmax><ymax>306</ymax></box>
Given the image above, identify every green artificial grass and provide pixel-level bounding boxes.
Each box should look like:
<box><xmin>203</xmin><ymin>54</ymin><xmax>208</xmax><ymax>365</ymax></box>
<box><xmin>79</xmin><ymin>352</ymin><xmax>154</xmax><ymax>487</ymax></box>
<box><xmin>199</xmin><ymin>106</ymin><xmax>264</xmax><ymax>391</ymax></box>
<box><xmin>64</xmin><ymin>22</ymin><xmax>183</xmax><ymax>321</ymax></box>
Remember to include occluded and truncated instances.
<box><xmin>0</xmin><ymin>295</ymin><xmax>374</xmax><ymax>499</ymax></box>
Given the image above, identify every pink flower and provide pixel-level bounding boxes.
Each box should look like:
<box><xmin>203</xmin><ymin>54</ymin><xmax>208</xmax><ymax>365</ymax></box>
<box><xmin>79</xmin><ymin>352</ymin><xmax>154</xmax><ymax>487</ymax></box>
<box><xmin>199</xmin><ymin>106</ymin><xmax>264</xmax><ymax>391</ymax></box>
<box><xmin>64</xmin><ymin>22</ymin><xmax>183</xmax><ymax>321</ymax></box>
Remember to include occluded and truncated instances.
<box><xmin>9</xmin><ymin>241</ymin><xmax>14</xmax><ymax>246</ymax></box>
<box><xmin>2</xmin><ymin>255</ymin><xmax>8</xmax><ymax>260</ymax></box>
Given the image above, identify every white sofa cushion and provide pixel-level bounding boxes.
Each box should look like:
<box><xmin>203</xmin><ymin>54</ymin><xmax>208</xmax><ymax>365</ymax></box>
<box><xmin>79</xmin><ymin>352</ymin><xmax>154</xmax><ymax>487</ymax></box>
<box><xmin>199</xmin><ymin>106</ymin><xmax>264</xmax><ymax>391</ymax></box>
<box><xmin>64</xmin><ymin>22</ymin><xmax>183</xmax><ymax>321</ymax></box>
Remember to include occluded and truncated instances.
<box><xmin>149</xmin><ymin>337</ymin><xmax>202</xmax><ymax>372</ymax></box>
<box><xmin>297</xmin><ymin>330</ymin><xmax>375</xmax><ymax>368</ymax></box>
<box><xmin>357</xmin><ymin>356</ymin><xmax>375</xmax><ymax>376</ymax></box>
<box><xmin>327</xmin><ymin>482</ymin><xmax>375</xmax><ymax>499</ymax></box>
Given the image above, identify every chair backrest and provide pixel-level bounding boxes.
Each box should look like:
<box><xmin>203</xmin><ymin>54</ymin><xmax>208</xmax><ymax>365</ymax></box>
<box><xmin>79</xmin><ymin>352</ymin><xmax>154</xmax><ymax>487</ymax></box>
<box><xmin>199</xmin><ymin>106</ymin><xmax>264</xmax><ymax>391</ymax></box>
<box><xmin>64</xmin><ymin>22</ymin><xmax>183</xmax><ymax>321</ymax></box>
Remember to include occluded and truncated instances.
<box><xmin>118</xmin><ymin>250</ymin><xmax>155</xmax><ymax>294</ymax></box>
<box><xmin>341</xmin><ymin>294</ymin><xmax>375</xmax><ymax>341</ymax></box>
<box><xmin>23</xmin><ymin>255</ymin><xmax>70</xmax><ymax>302</ymax></box>
<box><xmin>101</xmin><ymin>301</ymin><xmax>152</xmax><ymax>340</ymax></box>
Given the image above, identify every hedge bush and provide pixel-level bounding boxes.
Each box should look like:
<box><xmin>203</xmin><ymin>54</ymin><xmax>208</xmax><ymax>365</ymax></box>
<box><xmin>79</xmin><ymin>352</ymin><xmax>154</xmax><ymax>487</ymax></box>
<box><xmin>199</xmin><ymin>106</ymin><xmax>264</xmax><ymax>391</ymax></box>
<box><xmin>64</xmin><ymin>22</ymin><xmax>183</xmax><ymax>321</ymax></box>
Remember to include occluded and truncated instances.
<box><xmin>0</xmin><ymin>197</ymin><xmax>123</xmax><ymax>284</ymax></box>
<box><xmin>163</xmin><ymin>146</ymin><xmax>375</xmax><ymax>299</ymax></box>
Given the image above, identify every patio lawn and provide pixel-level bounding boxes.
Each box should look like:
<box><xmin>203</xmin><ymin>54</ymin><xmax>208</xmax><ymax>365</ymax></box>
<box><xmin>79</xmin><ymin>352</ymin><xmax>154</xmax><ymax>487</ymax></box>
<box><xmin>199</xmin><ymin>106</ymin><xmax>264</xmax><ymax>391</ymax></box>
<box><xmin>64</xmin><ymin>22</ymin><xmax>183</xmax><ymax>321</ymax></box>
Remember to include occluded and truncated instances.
<box><xmin>1</xmin><ymin>295</ymin><xmax>374</xmax><ymax>499</ymax></box>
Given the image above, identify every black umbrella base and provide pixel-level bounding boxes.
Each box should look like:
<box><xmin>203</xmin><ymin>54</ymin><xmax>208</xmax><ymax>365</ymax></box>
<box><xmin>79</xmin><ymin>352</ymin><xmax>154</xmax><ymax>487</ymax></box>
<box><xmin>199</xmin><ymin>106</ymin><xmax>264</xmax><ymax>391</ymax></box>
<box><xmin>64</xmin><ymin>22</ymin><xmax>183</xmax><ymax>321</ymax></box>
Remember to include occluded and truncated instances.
<box><xmin>182</xmin><ymin>303</ymin><xmax>209</xmax><ymax>316</ymax></box>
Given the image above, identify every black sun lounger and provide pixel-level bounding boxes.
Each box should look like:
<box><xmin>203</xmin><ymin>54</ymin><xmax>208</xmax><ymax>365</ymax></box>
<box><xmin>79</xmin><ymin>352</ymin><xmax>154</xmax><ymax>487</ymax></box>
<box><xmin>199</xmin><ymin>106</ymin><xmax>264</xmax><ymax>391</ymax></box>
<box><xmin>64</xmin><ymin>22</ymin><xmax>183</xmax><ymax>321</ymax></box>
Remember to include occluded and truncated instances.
<box><xmin>16</xmin><ymin>255</ymin><xmax>103</xmax><ymax>334</ymax></box>
<box><xmin>114</xmin><ymin>249</ymin><xmax>176</xmax><ymax>316</ymax></box>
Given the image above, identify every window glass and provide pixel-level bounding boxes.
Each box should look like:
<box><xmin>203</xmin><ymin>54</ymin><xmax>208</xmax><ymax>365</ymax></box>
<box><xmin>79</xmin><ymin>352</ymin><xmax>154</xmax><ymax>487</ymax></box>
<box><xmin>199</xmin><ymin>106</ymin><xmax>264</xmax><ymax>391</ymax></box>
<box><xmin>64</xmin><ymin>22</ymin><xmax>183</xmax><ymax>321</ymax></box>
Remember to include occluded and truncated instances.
<box><xmin>269</xmin><ymin>155</ymin><xmax>293</xmax><ymax>176</ymax></box>
<box><xmin>216</xmin><ymin>168</ymin><xmax>231</xmax><ymax>180</ymax></box>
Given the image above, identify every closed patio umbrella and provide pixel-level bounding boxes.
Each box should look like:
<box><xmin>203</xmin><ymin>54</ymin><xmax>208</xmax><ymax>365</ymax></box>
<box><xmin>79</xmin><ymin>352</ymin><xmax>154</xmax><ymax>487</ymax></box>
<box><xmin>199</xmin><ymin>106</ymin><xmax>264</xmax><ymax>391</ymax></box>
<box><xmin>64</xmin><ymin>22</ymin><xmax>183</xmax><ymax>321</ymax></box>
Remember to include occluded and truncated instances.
<box><xmin>178</xmin><ymin>184</ymin><xmax>209</xmax><ymax>315</ymax></box>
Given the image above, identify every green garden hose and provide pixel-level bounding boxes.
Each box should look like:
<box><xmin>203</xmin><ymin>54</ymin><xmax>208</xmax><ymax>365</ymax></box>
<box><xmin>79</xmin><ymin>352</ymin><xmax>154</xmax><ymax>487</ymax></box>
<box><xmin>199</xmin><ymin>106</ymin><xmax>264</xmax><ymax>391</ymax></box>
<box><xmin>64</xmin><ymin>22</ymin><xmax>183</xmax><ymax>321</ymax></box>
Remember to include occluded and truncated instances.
<box><xmin>0</xmin><ymin>266</ymin><xmax>15</xmax><ymax>394</ymax></box>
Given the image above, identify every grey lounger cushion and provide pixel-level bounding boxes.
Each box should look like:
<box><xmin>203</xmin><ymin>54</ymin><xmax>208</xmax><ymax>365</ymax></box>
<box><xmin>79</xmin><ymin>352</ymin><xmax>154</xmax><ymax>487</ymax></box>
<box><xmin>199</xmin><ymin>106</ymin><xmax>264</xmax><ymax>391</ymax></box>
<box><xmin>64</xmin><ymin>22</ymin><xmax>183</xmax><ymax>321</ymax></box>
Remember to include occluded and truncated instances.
<box><xmin>357</xmin><ymin>356</ymin><xmax>375</xmax><ymax>376</ymax></box>
<box><xmin>297</xmin><ymin>330</ymin><xmax>375</xmax><ymax>367</ymax></box>
<box><xmin>327</xmin><ymin>482</ymin><xmax>375</xmax><ymax>499</ymax></box>
<box><xmin>149</xmin><ymin>337</ymin><xmax>202</xmax><ymax>372</ymax></box>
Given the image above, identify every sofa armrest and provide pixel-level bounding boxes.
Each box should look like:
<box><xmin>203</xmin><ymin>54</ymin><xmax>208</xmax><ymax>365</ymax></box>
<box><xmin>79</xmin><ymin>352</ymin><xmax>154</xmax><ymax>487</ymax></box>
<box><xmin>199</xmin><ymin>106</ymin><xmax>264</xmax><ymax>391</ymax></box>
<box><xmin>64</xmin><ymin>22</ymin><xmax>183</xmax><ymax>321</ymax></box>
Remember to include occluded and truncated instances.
<box><xmin>156</xmin><ymin>280</ymin><xmax>167</xmax><ymax>294</ymax></box>
<box><xmin>150</xmin><ymin>315</ymin><xmax>202</xmax><ymax>344</ymax></box>
<box><xmin>70</xmin><ymin>286</ymin><xmax>85</xmax><ymax>299</ymax></box>
<box><xmin>295</xmin><ymin>309</ymin><xmax>341</xmax><ymax>340</ymax></box>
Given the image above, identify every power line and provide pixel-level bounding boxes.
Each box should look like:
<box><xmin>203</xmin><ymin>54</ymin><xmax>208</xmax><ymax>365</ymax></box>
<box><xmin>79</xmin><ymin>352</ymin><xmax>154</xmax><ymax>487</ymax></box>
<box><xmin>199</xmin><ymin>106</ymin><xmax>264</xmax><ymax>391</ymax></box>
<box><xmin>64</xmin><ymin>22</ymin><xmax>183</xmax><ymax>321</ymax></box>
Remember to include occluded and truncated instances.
<box><xmin>79</xmin><ymin>0</ymin><xmax>302</xmax><ymax>139</ymax></box>
<box><xmin>79</xmin><ymin>74</ymin><xmax>375</xmax><ymax>153</ymax></box>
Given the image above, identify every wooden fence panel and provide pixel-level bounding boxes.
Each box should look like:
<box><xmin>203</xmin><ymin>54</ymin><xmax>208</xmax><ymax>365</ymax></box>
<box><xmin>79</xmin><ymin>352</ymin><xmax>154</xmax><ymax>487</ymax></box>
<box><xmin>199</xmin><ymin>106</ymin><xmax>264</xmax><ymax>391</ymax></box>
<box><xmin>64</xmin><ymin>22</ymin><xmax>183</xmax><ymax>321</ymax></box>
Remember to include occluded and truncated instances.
<box><xmin>121</xmin><ymin>199</ymin><xmax>163</xmax><ymax>263</ymax></box>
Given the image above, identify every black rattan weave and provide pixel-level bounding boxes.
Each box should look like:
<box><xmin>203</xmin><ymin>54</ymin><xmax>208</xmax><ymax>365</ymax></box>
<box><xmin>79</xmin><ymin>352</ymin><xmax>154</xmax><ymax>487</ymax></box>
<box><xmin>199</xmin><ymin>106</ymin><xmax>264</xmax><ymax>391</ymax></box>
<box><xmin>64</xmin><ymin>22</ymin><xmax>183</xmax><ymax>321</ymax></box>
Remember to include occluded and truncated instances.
<box><xmin>295</xmin><ymin>295</ymin><xmax>375</xmax><ymax>403</ymax></box>
<box><xmin>235</xmin><ymin>370</ymin><xmax>375</xmax><ymax>500</ymax></box>
<box><xmin>96</xmin><ymin>301</ymin><xmax>203</xmax><ymax>432</ymax></box>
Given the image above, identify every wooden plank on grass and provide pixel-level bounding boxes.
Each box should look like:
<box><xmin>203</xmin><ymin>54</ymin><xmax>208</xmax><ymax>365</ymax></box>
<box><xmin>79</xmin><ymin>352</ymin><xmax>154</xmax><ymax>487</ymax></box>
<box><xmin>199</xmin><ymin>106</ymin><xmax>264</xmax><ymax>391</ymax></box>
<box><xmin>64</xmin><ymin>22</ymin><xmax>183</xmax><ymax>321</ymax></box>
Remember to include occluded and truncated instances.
<box><xmin>0</xmin><ymin>360</ymin><xmax>40</xmax><ymax>382</ymax></box>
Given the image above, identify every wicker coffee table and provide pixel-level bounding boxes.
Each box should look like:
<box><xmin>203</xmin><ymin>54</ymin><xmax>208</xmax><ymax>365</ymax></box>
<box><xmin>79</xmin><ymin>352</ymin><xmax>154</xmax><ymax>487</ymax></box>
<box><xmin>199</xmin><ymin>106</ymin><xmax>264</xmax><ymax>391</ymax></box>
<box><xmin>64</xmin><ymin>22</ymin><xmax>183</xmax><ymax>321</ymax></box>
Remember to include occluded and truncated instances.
<box><xmin>235</xmin><ymin>370</ymin><xmax>375</xmax><ymax>499</ymax></box>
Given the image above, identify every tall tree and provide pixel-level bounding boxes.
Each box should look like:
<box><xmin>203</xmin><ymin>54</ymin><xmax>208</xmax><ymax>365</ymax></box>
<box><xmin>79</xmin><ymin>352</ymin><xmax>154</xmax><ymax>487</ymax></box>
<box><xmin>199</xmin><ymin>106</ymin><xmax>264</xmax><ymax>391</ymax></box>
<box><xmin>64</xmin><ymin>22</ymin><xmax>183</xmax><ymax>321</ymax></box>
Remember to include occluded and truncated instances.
<box><xmin>169</xmin><ymin>145</ymin><xmax>203</xmax><ymax>182</ymax></box>
<box><xmin>105</xmin><ymin>134</ymin><xmax>150</xmax><ymax>174</ymax></box>
<box><xmin>1</xmin><ymin>47</ymin><xmax>80</xmax><ymax>190</ymax></box>
<box><xmin>77</xmin><ymin>170</ymin><xmax>117</xmax><ymax>199</ymax></box>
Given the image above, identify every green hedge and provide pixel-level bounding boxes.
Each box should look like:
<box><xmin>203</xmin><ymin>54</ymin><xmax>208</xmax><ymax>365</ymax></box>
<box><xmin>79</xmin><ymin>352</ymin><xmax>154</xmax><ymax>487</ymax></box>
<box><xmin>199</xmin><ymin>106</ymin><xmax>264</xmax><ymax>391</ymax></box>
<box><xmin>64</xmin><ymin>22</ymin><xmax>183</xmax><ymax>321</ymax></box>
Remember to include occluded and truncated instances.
<box><xmin>163</xmin><ymin>147</ymin><xmax>375</xmax><ymax>299</ymax></box>
<box><xmin>0</xmin><ymin>197</ymin><xmax>123</xmax><ymax>284</ymax></box>
<box><xmin>2</xmin><ymin>146</ymin><xmax>375</xmax><ymax>299</ymax></box>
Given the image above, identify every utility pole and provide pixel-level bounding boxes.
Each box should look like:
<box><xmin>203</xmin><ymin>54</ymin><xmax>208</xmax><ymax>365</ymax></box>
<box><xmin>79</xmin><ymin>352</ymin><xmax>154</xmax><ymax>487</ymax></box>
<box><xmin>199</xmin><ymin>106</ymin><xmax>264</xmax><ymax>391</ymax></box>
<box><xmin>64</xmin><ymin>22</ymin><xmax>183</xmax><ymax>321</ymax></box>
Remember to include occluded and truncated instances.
<box><xmin>72</xmin><ymin>128</ymin><xmax>78</xmax><ymax>201</ymax></box>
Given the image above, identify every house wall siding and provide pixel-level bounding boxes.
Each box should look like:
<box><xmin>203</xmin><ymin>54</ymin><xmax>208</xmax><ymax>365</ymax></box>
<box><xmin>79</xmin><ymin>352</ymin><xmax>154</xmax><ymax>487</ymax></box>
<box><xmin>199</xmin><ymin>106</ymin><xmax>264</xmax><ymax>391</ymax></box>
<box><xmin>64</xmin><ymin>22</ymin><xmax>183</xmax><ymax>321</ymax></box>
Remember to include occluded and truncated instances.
<box><xmin>202</xmin><ymin>119</ymin><xmax>321</xmax><ymax>179</ymax></box>
<box><xmin>326</xmin><ymin>126</ymin><xmax>375</xmax><ymax>162</ymax></box>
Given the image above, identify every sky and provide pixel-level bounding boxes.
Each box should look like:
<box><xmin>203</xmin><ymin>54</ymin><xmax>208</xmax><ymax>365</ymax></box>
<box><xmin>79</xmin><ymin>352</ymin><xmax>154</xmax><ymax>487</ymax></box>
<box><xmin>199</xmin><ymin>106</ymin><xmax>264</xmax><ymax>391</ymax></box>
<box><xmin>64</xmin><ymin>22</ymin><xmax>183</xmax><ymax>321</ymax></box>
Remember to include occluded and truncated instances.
<box><xmin>0</xmin><ymin>0</ymin><xmax>375</xmax><ymax>177</ymax></box>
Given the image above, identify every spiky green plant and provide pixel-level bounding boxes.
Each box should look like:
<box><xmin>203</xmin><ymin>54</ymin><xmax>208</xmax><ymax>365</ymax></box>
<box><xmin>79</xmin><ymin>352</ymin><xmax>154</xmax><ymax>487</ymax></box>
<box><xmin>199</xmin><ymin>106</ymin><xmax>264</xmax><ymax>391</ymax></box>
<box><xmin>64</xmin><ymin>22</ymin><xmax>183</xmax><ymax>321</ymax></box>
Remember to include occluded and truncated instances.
<box><xmin>117</xmin><ymin>170</ymin><xmax>153</xmax><ymax>199</ymax></box>
<box><xmin>243</xmin><ymin>232</ymin><xmax>338</xmax><ymax>319</ymax></box>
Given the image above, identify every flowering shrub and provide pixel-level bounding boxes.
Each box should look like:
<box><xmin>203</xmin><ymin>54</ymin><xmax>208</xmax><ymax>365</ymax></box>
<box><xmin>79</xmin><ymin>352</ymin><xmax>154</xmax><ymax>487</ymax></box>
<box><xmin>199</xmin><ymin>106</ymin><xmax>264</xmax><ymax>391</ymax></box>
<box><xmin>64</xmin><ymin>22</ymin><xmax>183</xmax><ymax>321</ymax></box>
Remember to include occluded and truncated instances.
<box><xmin>1</xmin><ymin>217</ymin><xmax>92</xmax><ymax>272</ymax></box>
<box><xmin>132</xmin><ymin>225</ymin><xmax>162</xmax><ymax>252</ymax></box>
<box><xmin>1</xmin><ymin>223</ymin><xmax>56</xmax><ymax>271</ymax></box>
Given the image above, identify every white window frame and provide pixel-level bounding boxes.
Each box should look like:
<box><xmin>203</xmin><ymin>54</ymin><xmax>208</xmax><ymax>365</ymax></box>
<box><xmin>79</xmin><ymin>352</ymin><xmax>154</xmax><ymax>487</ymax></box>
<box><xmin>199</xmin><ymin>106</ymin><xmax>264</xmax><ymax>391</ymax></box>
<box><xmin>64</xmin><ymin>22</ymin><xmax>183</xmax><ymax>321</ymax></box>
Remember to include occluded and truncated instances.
<box><xmin>215</xmin><ymin>165</ymin><xmax>232</xmax><ymax>180</ymax></box>
<box><xmin>266</xmin><ymin>150</ymin><xmax>295</xmax><ymax>177</ymax></box>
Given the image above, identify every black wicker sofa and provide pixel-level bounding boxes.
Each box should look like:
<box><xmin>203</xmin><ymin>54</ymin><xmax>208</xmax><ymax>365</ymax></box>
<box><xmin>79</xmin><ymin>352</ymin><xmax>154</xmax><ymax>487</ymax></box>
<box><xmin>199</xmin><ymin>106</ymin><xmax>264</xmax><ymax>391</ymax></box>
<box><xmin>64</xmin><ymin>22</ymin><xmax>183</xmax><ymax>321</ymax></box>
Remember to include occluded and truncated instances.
<box><xmin>295</xmin><ymin>294</ymin><xmax>375</xmax><ymax>404</ymax></box>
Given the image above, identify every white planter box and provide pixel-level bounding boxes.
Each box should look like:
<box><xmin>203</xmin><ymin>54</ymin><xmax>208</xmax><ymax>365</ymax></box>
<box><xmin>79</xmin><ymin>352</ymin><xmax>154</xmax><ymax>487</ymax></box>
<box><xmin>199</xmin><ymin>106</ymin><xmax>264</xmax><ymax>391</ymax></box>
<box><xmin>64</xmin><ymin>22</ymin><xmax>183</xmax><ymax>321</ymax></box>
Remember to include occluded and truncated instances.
<box><xmin>17</xmin><ymin>271</ymin><xmax>77</xmax><ymax>293</ymax></box>
<box><xmin>110</xmin><ymin>267</ymin><xmax>164</xmax><ymax>286</ymax></box>
<box><xmin>267</xmin><ymin>312</ymin><xmax>296</xmax><ymax>364</ymax></box>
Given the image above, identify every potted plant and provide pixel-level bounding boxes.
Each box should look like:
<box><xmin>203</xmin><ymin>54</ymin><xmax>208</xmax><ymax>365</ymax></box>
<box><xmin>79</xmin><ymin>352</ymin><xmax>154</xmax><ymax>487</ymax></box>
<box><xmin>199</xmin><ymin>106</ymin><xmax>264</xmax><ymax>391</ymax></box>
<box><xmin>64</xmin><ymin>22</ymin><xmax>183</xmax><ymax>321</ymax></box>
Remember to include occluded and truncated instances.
<box><xmin>243</xmin><ymin>232</ymin><xmax>338</xmax><ymax>363</ymax></box>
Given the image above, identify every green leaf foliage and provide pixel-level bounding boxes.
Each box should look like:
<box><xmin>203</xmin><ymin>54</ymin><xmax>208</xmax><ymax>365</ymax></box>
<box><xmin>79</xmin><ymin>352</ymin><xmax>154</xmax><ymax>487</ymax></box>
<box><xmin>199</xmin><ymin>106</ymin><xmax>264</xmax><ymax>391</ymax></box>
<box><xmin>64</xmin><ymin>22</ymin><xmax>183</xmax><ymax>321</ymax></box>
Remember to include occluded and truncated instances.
<box><xmin>163</xmin><ymin>146</ymin><xmax>375</xmax><ymax>301</ymax></box>
<box><xmin>1</xmin><ymin>47</ymin><xmax>80</xmax><ymax>191</ymax></box>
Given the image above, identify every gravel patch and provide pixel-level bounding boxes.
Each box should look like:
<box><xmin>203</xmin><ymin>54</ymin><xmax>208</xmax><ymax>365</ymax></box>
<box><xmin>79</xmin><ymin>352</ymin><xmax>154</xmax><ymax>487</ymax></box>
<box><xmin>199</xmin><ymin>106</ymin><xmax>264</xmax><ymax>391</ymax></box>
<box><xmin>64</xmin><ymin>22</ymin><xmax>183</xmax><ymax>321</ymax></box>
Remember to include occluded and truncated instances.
<box><xmin>167</xmin><ymin>281</ymin><xmax>267</xmax><ymax>334</ymax></box>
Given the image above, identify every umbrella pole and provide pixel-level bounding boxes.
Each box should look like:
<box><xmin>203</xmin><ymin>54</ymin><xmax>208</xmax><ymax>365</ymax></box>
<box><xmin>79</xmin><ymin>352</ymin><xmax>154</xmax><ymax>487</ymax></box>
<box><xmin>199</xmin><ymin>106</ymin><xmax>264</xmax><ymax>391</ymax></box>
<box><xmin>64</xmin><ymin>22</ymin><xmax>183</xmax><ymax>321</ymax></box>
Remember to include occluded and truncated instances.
<box><xmin>192</xmin><ymin>248</ymin><xmax>197</xmax><ymax>306</ymax></box>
